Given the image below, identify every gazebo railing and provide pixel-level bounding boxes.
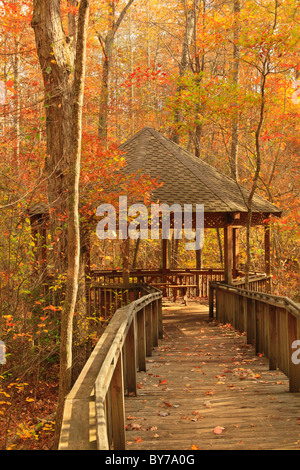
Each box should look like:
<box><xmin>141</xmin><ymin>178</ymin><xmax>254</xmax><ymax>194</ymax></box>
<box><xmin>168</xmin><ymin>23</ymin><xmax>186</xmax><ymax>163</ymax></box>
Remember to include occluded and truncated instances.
<box><xmin>209</xmin><ymin>281</ymin><xmax>300</xmax><ymax>393</ymax></box>
<box><xmin>89</xmin><ymin>268</ymin><xmax>225</xmax><ymax>301</ymax></box>
<box><xmin>59</xmin><ymin>285</ymin><xmax>163</xmax><ymax>450</ymax></box>
<box><xmin>88</xmin><ymin>269</ymin><xmax>271</xmax><ymax>310</ymax></box>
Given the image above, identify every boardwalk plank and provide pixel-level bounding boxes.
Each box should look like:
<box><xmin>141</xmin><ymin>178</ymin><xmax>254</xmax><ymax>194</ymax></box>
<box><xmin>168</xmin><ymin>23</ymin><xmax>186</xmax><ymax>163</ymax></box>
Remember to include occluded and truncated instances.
<box><xmin>124</xmin><ymin>301</ymin><xmax>300</xmax><ymax>451</ymax></box>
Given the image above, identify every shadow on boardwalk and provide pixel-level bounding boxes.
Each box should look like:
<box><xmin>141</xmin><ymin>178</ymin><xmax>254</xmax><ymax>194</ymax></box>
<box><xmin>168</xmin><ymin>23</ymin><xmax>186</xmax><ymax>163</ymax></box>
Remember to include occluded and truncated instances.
<box><xmin>125</xmin><ymin>300</ymin><xmax>300</xmax><ymax>450</ymax></box>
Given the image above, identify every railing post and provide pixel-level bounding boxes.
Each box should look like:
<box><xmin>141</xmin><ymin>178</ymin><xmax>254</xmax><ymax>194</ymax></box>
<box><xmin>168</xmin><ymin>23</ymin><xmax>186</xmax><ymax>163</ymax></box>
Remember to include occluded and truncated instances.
<box><xmin>255</xmin><ymin>300</ymin><xmax>262</xmax><ymax>356</ymax></box>
<box><xmin>209</xmin><ymin>284</ymin><xmax>214</xmax><ymax>319</ymax></box>
<box><xmin>158</xmin><ymin>297</ymin><xmax>163</xmax><ymax>339</ymax></box>
<box><xmin>246</xmin><ymin>298</ymin><xmax>255</xmax><ymax>345</ymax></box>
<box><xmin>110</xmin><ymin>353</ymin><xmax>126</xmax><ymax>450</ymax></box>
<box><xmin>288</xmin><ymin>312</ymin><xmax>300</xmax><ymax>393</ymax></box>
<box><xmin>152</xmin><ymin>299</ymin><xmax>159</xmax><ymax>347</ymax></box>
<box><xmin>137</xmin><ymin>308</ymin><xmax>146</xmax><ymax>372</ymax></box>
<box><xmin>145</xmin><ymin>303</ymin><xmax>153</xmax><ymax>357</ymax></box>
<box><xmin>269</xmin><ymin>305</ymin><xmax>277</xmax><ymax>370</ymax></box>
<box><xmin>125</xmin><ymin>319</ymin><xmax>137</xmax><ymax>396</ymax></box>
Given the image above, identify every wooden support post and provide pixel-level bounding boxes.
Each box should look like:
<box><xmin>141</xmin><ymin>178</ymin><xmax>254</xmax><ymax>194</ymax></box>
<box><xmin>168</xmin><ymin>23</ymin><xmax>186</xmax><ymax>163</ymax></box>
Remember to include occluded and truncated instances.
<box><xmin>246</xmin><ymin>298</ymin><xmax>255</xmax><ymax>344</ymax></box>
<box><xmin>196</xmin><ymin>249</ymin><xmax>202</xmax><ymax>296</ymax></box>
<box><xmin>137</xmin><ymin>308</ymin><xmax>146</xmax><ymax>371</ymax></box>
<box><xmin>232</xmin><ymin>228</ymin><xmax>239</xmax><ymax>279</ymax></box>
<box><xmin>209</xmin><ymin>284</ymin><xmax>214</xmax><ymax>319</ymax></box>
<box><xmin>158</xmin><ymin>297</ymin><xmax>163</xmax><ymax>339</ymax></box>
<box><xmin>264</xmin><ymin>224</ymin><xmax>271</xmax><ymax>293</ymax></box>
<box><xmin>215</xmin><ymin>288</ymin><xmax>219</xmax><ymax>321</ymax></box>
<box><xmin>224</xmin><ymin>225</ymin><xmax>233</xmax><ymax>285</ymax></box>
<box><xmin>121</xmin><ymin>237</ymin><xmax>130</xmax><ymax>287</ymax></box>
<box><xmin>269</xmin><ymin>305</ymin><xmax>277</xmax><ymax>370</ymax></box>
<box><xmin>145</xmin><ymin>303</ymin><xmax>153</xmax><ymax>357</ymax></box>
<box><xmin>110</xmin><ymin>353</ymin><xmax>126</xmax><ymax>450</ymax></box>
<box><xmin>125</xmin><ymin>320</ymin><xmax>137</xmax><ymax>396</ymax></box>
<box><xmin>288</xmin><ymin>313</ymin><xmax>300</xmax><ymax>393</ymax></box>
<box><xmin>255</xmin><ymin>300</ymin><xmax>262</xmax><ymax>356</ymax></box>
<box><xmin>162</xmin><ymin>238</ymin><xmax>167</xmax><ymax>296</ymax></box>
<box><xmin>152</xmin><ymin>300</ymin><xmax>159</xmax><ymax>347</ymax></box>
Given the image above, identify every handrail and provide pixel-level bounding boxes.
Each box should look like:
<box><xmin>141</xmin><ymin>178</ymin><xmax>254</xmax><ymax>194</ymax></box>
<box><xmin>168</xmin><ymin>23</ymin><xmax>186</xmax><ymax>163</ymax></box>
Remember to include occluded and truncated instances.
<box><xmin>59</xmin><ymin>286</ymin><xmax>163</xmax><ymax>450</ymax></box>
<box><xmin>209</xmin><ymin>281</ymin><xmax>300</xmax><ymax>393</ymax></box>
<box><xmin>232</xmin><ymin>273</ymin><xmax>270</xmax><ymax>285</ymax></box>
<box><xmin>210</xmin><ymin>281</ymin><xmax>300</xmax><ymax>318</ymax></box>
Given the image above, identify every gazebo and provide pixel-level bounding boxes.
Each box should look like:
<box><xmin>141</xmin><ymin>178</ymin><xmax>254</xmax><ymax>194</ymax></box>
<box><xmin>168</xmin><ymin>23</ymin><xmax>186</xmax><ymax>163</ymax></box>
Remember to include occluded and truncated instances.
<box><xmin>115</xmin><ymin>126</ymin><xmax>282</xmax><ymax>288</ymax></box>
<box><xmin>29</xmin><ymin>126</ymin><xmax>282</xmax><ymax>303</ymax></box>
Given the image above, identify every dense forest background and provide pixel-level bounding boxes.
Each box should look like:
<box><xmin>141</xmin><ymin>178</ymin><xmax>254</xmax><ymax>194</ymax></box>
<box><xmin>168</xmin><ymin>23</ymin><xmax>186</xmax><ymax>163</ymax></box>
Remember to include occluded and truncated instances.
<box><xmin>0</xmin><ymin>0</ymin><xmax>299</xmax><ymax>449</ymax></box>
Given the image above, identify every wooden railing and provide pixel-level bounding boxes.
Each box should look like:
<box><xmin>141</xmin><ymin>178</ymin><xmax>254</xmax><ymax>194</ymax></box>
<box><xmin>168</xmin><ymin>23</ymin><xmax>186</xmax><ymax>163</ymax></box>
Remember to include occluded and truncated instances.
<box><xmin>89</xmin><ymin>268</ymin><xmax>226</xmax><ymax>301</ymax></box>
<box><xmin>233</xmin><ymin>273</ymin><xmax>271</xmax><ymax>292</ymax></box>
<box><xmin>88</xmin><ymin>270</ymin><xmax>271</xmax><ymax>314</ymax></box>
<box><xmin>59</xmin><ymin>286</ymin><xmax>163</xmax><ymax>450</ymax></box>
<box><xmin>209</xmin><ymin>282</ymin><xmax>300</xmax><ymax>393</ymax></box>
<box><xmin>86</xmin><ymin>281</ymin><xmax>146</xmax><ymax>319</ymax></box>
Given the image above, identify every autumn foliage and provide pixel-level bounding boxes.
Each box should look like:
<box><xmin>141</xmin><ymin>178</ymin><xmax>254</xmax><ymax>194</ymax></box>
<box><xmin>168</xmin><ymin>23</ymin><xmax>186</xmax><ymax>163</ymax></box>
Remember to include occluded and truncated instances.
<box><xmin>0</xmin><ymin>0</ymin><xmax>299</xmax><ymax>449</ymax></box>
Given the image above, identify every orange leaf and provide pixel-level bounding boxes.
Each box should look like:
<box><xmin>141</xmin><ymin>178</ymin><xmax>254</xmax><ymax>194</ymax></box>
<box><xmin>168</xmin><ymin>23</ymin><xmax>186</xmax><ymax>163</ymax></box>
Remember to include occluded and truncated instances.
<box><xmin>213</xmin><ymin>426</ymin><xmax>225</xmax><ymax>435</ymax></box>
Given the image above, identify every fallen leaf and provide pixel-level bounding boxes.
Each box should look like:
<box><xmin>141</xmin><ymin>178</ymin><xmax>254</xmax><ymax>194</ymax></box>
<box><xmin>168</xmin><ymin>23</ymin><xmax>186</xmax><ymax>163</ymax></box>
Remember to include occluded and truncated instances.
<box><xmin>163</xmin><ymin>401</ymin><xmax>173</xmax><ymax>407</ymax></box>
<box><xmin>158</xmin><ymin>411</ymin><xmax>169</xmax><ymax>417</ymax></box>
<box><xmin>213</xmin><ymin>426</ymin><xmax>225</xmax><ymax>435</ymax></box>
<box><xmin>191</xmin><ymin>445</ymin><xmax>200</xmax><ymax>450</ymax></box>
<box><xmin>131</xmin><ymin>423</ymin><xmax>141</xmax><ymax>430</ymax></box>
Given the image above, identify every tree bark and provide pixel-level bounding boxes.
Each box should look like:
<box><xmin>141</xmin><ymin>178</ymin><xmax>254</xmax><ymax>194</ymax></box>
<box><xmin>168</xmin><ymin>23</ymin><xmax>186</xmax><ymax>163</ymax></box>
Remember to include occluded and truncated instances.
<box><xmin>97</xmin><ymin>0</ymin><xmax>135</xmax><ymax>142</ymax></box>
<box><xmin>32</xmin><ymin>0</ymin><xmax>75</xmax><ymax>275</ymax></box>
<box><xmin>230</xmin><ymin>0</ymin><xmax>240</xmax><ymax>181</ymax></box>
<box><xmin>172</xmin><ymin>1</ymin><xmax>198</xmax><ymax>144</ymax></box>
<box><xmin>32</xmin><ymin>0</ymin><xmax>90</xmax><ymax>447</ymax></box>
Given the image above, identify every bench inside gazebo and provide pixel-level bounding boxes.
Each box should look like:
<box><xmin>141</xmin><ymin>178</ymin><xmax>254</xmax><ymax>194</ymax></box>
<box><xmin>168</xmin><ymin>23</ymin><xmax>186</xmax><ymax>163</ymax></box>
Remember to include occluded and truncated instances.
<box><xmin>88</xmin><ymin>126</ymin><xmax>282</xmax><ymax>311</ymax></box>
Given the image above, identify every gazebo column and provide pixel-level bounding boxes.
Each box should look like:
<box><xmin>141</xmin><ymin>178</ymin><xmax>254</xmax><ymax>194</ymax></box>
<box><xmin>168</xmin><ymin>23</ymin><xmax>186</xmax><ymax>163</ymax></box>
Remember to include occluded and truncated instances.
<box><xmin>232</xmin><ymin>228</ymin><xmax>239</xmax><ymax>279</ymax></box>
<box><xmin>162</xmin><ymin>238</ymin><xmax>168</xmax><ymax>296</ymax></box>
<box><xmin>264</xmin><ymin>224</ymin><xmax>271</xmax><ymax>292</ymax></box>
<box><xmin>224</xmin><ymin>225</ymin><xmax>233</xmax><ymax>285</ymax></box>
<box><xmin>122</xmin><ymin>237</ymin><xmax>130</xmax><ymax>287</ymax></box>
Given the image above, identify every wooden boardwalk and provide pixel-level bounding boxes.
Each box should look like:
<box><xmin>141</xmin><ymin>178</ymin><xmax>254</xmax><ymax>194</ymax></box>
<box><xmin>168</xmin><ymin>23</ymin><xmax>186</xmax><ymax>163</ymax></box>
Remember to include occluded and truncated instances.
<box><xmin>125</xmin><ymin>301</ymin><xmax>300</xmax><ymax>450</ymax></box>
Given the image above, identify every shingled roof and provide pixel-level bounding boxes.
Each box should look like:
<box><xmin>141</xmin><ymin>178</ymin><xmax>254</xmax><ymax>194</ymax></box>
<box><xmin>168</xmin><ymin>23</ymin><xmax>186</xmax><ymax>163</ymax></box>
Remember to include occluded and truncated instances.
<box><xmin>120</xmin><ymin>127</ymin><xmax>282</xmax><ymax>222</ymax></box>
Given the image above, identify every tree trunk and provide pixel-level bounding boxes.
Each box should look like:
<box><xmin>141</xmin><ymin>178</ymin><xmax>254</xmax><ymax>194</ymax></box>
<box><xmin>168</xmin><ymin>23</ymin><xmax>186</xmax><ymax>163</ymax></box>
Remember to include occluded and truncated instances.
<box><xmin>172</xmin><ymin>2</ymin><xmax>198</xmax><ymax>144</ymax></box>
<box><xmin>245</xmin><ymin>69</ymin><xmax>267</xmax><ymax>288</ymax></box>
<box><xmin>97</xmin><ymin>0</ymin><xmax>135</xmax><ymax>143</ymax></box>
<box><xmin>98</xmin><ymin>33</ymin><xmax>114</xmax><ymax>142</ymax></box>
<box><xmin>32</xmin><ymin>0</ymin><xmax>75</xmax><ymax>276</ymax></box>
<box><xmin>32</xmin><ymin>0</ymin><xmax>90</xmax><ymax>448</ymax></box>
<box><xmin>230</xmin><ymin>0</ymin><xmax>241</xmax><ymax>180</ymax></box>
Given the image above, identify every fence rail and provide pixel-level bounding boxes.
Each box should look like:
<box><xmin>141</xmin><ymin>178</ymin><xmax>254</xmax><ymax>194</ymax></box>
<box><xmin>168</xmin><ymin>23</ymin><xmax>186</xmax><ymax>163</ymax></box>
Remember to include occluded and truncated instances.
<box><xmin>209</xmin><ymin>281</ymin><xmax>300</xmax><ymax>393</ymax></box>
<box><xmin>59</xmin><ymin>285</ymin><xmax>163</xmax><ymax>450</ymax></box>
<box><xmin>87</xmin><ymin>270</ymin><xmax>270</xmax><ymax>315</ymax></box>
<box><xmin>90</xmin><ymin>268</ymin><xmax>225</xmax><ymax>299</ymax></box>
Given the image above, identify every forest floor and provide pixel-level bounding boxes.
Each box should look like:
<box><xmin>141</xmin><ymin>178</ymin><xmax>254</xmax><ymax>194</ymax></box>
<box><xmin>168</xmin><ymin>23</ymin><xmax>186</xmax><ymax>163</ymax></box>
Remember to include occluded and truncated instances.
<box><xmin>0</xmin><ymin>363</ymin><xmax>58</xmax><ymax>450</ymax></box>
